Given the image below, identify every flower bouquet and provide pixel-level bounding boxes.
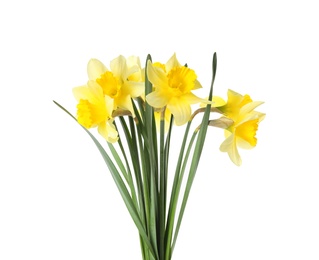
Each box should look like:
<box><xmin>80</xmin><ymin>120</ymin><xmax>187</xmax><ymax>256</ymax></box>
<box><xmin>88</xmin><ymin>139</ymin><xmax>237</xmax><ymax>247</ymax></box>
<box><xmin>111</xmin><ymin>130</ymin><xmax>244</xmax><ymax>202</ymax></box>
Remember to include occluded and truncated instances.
<box><xmin>54</xmin><ymin>52</ymin><xmax>265</xmax><ymax>259</ymax></box>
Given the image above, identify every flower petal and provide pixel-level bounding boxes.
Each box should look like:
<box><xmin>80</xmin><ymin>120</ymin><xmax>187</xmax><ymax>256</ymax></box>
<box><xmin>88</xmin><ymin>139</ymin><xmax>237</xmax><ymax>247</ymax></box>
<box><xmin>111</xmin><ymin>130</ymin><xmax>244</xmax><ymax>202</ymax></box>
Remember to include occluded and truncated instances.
<box><xmin>220</xmin><ymin>134</ymin><xmax>242</xmax><ymax>166</ymax></box>
<box><xmin>116</xmin><ymin>95</ymin><xmax>135</xmax><ymax>116</ymax></box>
<box><xmin>123</xmin><ymin>81</ymin><xmax>145</xmax><ymax>98</ymax></box>
<box><xmin>183</xmin><ymin>93</ymin><xmax>208</xmax><ymax>104</ymax></box>
<box><xmin>87</xmin><ymin>59</ymin><xmax>107</xmax><ymax>80</ymax></box>
<box><xmin>167</xmin><ymin>97</ymin><xmax>191</xmax><ymax>126</ymax></box>
<box><xmin>72</xmin><ymin>85</ymin><xmax>91</xmax><ymax>101</ymax></box>
<box><xmin>237</xmin><ymin>138</ymin><xmax>255</xmax><ymax>149</ymax></box>
<box><xmin>110</xmin><ymin>55</ymin><xmax>127</xmax><ymax>80</ymax></box>
<box><xmin>240</xmin><ymin>101</ymin><xmax>264</xmax><ymax>115</ymax></box>
<box><xmin>98</xmin><ymin>120</ymin><xmax>118</xmax><ymax>143</ymax></box>
<box><xmin>193</xmin><ymin>79</ymin><xmax>202</xmax><ymax>89</ymax></box>
<box><xmin>147</xmin><ymin>60</ymin><xmax>168</xmax><ymax>88</ymax></box>
<box><xmin>73</xmin><ymin>81</ymin><xmax>103</xmax><ymax>104</ymax></box>
<box><xmin>104</xmin><ymin>95</ymin><xmax>114</xmax><ymax>116</ymax></box>
<box><xmin>165</xmin><ymin>53</ymin><xmax>181</xmax><ymax>71</ymax></box>
<box><xmin>146</xmin><ymin>91</ymin><xmax>169</xmax><ymax>108</ymax></box>
<box><xmin>212</xmin><ymin>96</ymin><xmax>227</xmax><ymax>107</ymax></box>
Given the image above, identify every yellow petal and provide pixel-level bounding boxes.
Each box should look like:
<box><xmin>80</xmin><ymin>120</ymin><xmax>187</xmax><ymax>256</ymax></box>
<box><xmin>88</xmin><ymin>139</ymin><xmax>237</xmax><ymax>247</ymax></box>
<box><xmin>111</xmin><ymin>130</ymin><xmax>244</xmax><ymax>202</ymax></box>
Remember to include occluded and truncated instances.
<box><xmin>240</xmin><ymin>101</ymin><xmax>264</xmax><ymax>115</ymax></box>
<box><xmin>212</xmin><ymin>96</ymin><xmax>226</xmax><ymax>107</ymax></box>
<box><xmin>146</xmin><ymin>91</ymin><xmax>169</xmax><ymax>108</ymax></box>
<box><xmin>98</xmin><ymin>120</ymin><xmax>118</xmax><ymax>143</ymax></box>
<box><xmin>165</xmin><ymin>53</ymin><xmax>182</xmax><ymax>72</ymax></box>
<box><xmin>104</xmin><ymin>95</ymin><xmax>114</xmax><ymax>117</ymax></box>
<box><xmin>87</xmin><ymin>59</ymin><xmax>107</xmax><ymax>80</ymax></box>
<box><xmin>126</xmin><ymin>56</ymin><xmax>141</xmax><ymax>69</ymax></box>
<box><xmin>110</xmin><ymin>55</ymin><xmax>127</xmax><ymax>80</ymax></box>
<box><xmin>167</xmin><ymin>97</ymin><xmax>192</xmax><ymax>126</ymax></box>
<box><xmin>183</xmin><ymin>93</ymin><xmax>207</xmax><ymax>104</ymax></box>
<box><xmin>237</xmin><ymin>138</ymin><xmax>255</xmax><ymax>150</ymax></box>
<box><xmin>73</xmin><ymin>81</ymin><xmax>103</xmax><ymax>104</ymax></box>
<box><xmin>193</xmin><ymin>79</ymin><xmax>203</xmax><ymax>89</ymax></box>
<box><xmin>123</xmin><ymin>81</ymin><xmax>145</xmax><ymax>98</ymax></box>
<box><xmin>116</xmin><ymin>95</ymin><xmax>134</xmax><ymax>116</ymax></box>
<box><xmin>147</xmin><ymin>60</ymin><xmax>168</xmax><ymax>88</ymax></box>
<box><xmin>126</xmin><ymin>56</ymin><xmax>143</xmax><ymax>81</ymax></box>
<box><xmin>87</xmin><ymin>80</ymin><xmax>105</xmax><ymax>102</ymax></box>
<box><xmin>220</xmin><ymin>134</ymin><xmax>242</xmax><ymax>166</ymax></box>
<box><xmin>72</xmin><ymin>85</ymin><xmax>92</xmax><ymax>102</ymax></box>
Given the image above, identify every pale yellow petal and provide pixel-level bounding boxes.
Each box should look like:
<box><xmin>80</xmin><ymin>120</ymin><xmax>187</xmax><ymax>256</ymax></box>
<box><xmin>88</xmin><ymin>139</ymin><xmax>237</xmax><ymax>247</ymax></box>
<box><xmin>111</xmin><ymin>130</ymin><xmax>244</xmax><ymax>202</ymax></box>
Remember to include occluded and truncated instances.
<box><xmin>193</xmin><ymin>79</ymin><xmax>202</xmax><ymax>89</ymax></box>
<box><xmin>227</xmin><ymin>89</ymin><xmax>242</xmax><ymax>100</ymax></box>
<box><xmin>240</xmin><ymin>101</ymin><xmax>264</xmax><ymax>115</ymax></box>
<box><xmin>72</xmin><ymin>85</ymin><xmax>91</xmax><ymax>101</ymax></box>
<box><xmin>126</xmin><ymin>56</ymin><xmax>142</xmax><ymax>80</ymax></box>
<box><xmin>220</xmin><ymin>134</ymin><xmax>242</xmax><ymax>166</ymax></box>
<box><xmin>146</xmin><ymin>91</ymin><xmax>169</xmax><ymax>108</ymax></box>
<box><xmin>110</xmin><ymin>55</ymin><xmax>127</xmax><ymax>80</ymax></box>
<box><xmin>237</xmin><ymin>138</ymin><xmax>255</xmax><ymax>149</ymax></box>
<box><xmin>165</xmin><ymin>53</ymin><xmax>181</xmax><ymax>71</ymax></box>
<box><xmin>212</xmin><ymin>96</ymin><xmax>226</xmax><ymax>107</ymax></box>
<box><xmin>116</xmin><ymin>95</ymin><xmax>135</xmax><ymax>116</ymax></box>
<box><xmin>73</xmin><ymin>81</ymin><xmax>103</xmax><ymax>105</ymax></box>
<box><xmin>127</xmin><ymin>56</ymin><xmax>141</xmax><ymax>69</ymax></box>
<box><xmin>183</xmin><ymin>93</ymin><xmax>207</xmax><ymax>104</ymax></box>
<box><xmin>256</xmin><ymin>112</ymin><xmax>266</xmax><ymax>122</ymax></box>
<box><xmin>200</xmin><ymin>96</ymin><xmax>225</xmax><ymax>108</ymax></box>
<box><xmin>147</xmin><ymin>60</ymin><xmax>168</xmax><ymax>88</ymax></box>
<box><xmin>98</xmin><ymin>120</ymin><xmax>118</xmax><ymax>143</ymax></box>
<box><xmin>238</xmin><ymin>111</ymin><xmax>263</xmax><ymax>125</ymax></box>
<box><xmin>167</xmin><ymin>97</ymin><xmax>191</xmax><ymax>126</ymax></box>
<box><xmin>87</xmin><ymin>80</ymin><xmax>104</xmax><ymax>98</ymax></box>
<box><xmin>104</xmin><ymin>95</ymin><xmax>114</xmax><ymax>116</ymax></box>
<box><xmin>123</xmin><ymin>81</ymin><xmax>145</xmax><ymax>98</ymax></box>
<box><xmin>87</xmin><ymin>59</ymin><xmax>107</xmax><ymax>80</ymax></box>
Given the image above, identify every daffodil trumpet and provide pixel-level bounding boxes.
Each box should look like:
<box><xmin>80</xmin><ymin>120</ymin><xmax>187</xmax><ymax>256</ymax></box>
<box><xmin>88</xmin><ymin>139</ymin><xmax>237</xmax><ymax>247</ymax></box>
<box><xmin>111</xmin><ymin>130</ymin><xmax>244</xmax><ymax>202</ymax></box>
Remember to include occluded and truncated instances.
<box><xmin>54</xmin><ymin>52</ymin><xmax>265</xmax><ymax>260</ymax></box>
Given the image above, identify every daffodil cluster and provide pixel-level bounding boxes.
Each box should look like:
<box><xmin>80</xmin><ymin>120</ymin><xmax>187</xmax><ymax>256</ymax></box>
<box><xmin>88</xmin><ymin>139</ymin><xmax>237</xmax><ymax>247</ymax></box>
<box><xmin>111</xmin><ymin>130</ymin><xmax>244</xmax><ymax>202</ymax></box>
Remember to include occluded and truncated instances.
<box><xmin>56</xmin><ymin>53</ymin><xmax>265</xmax><ymax>260</ymax></box>
<box><xmin>72</xmin><ymin>54</ymin><xmax>264</xmax><ymax>166</ymax></box>
<box><xmin>73</xmin><ymin>56</ymin><xmax>144</xmax><ymax>143</ymax></box>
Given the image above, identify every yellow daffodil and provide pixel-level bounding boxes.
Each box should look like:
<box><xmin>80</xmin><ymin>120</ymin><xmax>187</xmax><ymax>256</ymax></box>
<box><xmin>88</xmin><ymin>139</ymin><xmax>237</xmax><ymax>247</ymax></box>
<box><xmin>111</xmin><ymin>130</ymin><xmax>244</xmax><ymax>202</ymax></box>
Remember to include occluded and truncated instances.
<box><xmin>217</xmin><ymin>90</ymin><xmax>265</xmax><ymax>166</ymax></box>
<box><xmin>73</xmin><ymin>81</ymin><xmax>118</xmax><ymax>143</ymax></box>
<box><xmin>88</xmin><ymin>55</ymin><xmax>144</xmax><ymax>117</ymax></box>
<box><xmin>146</xmin><ymin>54</ymin><xmax>205</xmax><ymax>126</ymax></box>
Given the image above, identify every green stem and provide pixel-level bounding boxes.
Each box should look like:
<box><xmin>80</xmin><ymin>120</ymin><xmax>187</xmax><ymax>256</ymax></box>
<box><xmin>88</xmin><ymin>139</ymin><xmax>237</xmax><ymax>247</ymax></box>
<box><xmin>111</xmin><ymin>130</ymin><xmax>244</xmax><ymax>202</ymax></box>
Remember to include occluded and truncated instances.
<box><xmin>158</xmin><ymin>109</ymin><xmax>167</xmax><ymax>260</ymax></box>
<box><xmin>164</xmin><ymin>122</ymin><xmax>193</xmax><ymax>260</ymax></box>
<box><xmin>171</xmin><ymin>53</ymin><xmax>217</xmax><ymax>253</ymax></box>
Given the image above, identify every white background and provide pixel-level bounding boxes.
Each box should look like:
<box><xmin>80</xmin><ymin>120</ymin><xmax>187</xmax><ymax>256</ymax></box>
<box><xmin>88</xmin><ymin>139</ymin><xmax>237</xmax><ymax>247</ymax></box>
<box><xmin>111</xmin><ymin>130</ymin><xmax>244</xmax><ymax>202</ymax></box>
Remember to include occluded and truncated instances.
<box><xmin>1</xmin><ymin>0</ymin><xmax>319</xmax><ymax>259</ymax></box>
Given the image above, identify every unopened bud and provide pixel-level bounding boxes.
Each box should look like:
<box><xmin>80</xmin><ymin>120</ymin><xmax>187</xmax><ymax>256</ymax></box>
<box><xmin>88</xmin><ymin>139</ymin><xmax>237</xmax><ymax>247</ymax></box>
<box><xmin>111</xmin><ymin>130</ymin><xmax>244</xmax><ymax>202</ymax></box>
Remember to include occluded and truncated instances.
<box><xmin>208</xmin><ymin>117</ymin><xmax>234</xmax><ymax>129</ymax></box>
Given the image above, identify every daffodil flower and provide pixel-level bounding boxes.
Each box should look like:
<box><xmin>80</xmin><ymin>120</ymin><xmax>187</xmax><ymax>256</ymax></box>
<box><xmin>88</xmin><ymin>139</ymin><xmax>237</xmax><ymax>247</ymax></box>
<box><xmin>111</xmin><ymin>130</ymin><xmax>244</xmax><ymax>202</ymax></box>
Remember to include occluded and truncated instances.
<box><xmin>146</xmin><ymin>54</ymin><xmax>206</xmax><ymax>125</ymax></box>
<box><xmin>216</xmin><ymin>90</ymin><xmax>265</xmax><ymax>166</ymax></box>
<box><xmin>73</xmin><ymin>81</ymin><xmax>118</xmax><ymax>143</ymax></box>
<box><xmin>88</xmin><ymin>55</ymin><xmax>144</xmax><ymax>117</ymax></box>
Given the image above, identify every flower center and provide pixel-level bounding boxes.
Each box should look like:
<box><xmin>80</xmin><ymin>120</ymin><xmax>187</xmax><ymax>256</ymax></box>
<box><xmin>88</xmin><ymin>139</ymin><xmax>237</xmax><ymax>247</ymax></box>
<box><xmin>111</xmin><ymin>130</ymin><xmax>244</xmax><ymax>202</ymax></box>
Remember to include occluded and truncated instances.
<box><xmin>167</xmin><ymin>66</ymin><xmax>196</xmax><ymax>94</ymax></box>
<box><xmin>76</xmin><ymin>99</ymin><xmax>107</xmax><ymax>128</ymax></box>
<box><xmin>236</xmin><ymin>119</ymin><xmax>259</xmax><ymax>146</ymax></box>
<box><xmin>96</xmin><ymin>71</ymin><xmax>121</xmax><ymax>98</ymax></box>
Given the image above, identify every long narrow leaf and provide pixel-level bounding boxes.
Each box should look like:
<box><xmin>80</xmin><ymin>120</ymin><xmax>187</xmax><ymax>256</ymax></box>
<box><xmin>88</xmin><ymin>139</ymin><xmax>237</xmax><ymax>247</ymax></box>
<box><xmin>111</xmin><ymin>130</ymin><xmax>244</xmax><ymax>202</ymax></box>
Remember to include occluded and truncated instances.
<box><xmin>53</xmin><ymin>101</ymin><xmax>158</xmax><ymax>259</ymax></box>
<box><xmin>171</xmin><ymin>53</ymin><xmax>217</xmax><ymax>253</ymax></box>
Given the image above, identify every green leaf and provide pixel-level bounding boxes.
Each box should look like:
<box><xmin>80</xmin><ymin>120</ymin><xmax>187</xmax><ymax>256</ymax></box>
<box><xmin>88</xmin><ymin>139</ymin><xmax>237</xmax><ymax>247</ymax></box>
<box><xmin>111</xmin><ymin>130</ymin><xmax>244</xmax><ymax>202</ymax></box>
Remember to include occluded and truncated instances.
<box><xmin>171</xmin><ymin>52</ymin><xmax>217</xmax><ymax>254</ymax></box>
<box><xmin>53</xmin><ymin>101</ymin><xmax>158</xmax><ymax>260</ymax></box>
